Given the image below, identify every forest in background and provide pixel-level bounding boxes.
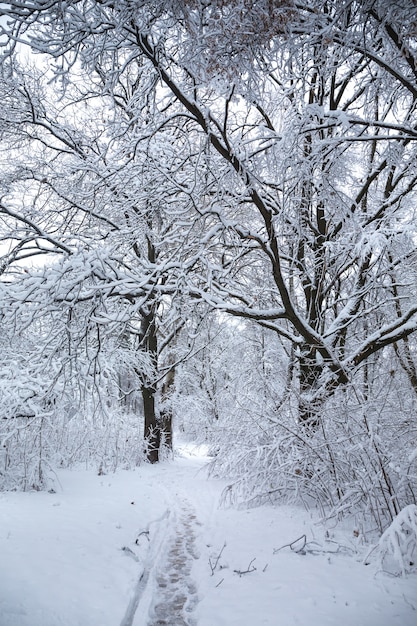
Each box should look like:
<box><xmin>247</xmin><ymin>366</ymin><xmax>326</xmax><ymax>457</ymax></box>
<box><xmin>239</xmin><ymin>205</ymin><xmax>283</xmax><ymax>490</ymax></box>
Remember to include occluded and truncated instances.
<box><xmin>0</xmin><ymin>0</ymin><xmax>417</xmax><ymax>538</ymax></box>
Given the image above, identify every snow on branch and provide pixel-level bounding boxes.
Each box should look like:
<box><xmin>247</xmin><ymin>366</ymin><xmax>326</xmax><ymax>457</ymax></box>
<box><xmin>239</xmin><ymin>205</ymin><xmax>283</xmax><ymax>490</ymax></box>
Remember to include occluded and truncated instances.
<box><xmin>351</xmin><ymin>307</ymin><xmax>417</xmax><ymax>367</ymax></box>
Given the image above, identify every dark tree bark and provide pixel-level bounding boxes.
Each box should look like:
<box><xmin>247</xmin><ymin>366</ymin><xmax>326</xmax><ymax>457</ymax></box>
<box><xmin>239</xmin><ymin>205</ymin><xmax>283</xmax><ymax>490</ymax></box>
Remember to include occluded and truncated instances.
<box><xmin>142</xmin><ymin>382</ymin><xmax>160</xmax><ymax>464</ymax></box>
<box><xmin>159</xmin><ymin>352</ymin><xmax>176</xmax><ymax>452</ymax></box>
<box><xmin>140</xmin><ymin>298</ymin><xmax>160</xmax><ymax>463</ymax></box>
<box><xmin>298</xmin><ymin>345</ymin><xmax>323</xmax><ymax>429</ymax></box>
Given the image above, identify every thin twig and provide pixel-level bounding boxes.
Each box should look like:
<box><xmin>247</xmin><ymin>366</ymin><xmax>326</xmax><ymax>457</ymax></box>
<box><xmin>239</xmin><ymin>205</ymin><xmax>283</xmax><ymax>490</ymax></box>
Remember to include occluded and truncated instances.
<box><xmin>234</xmin><ymin>558</ymin><xmax>257</xmax><ymax>576</ymax></box>
<box><xmin>135</xmin><ymin>530</ymin><xmax>150</xmax><ymax>544</ymax></box>
<box><xmin>273</xmin><ymin>534</ymin><xmax>307</xmax><ymax>554</ymax></box>
<box><xmin>209</xmin><ymin>542</ymin><xmax>226</xmax><ymax>576</ymax></box>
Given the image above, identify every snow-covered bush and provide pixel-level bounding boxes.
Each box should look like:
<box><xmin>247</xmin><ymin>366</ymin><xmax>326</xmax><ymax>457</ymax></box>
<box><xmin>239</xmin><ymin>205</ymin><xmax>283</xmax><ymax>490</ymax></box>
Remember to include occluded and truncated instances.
<box><xmin>365</xmin><ymin>505</ymin><xmax>417</xmax><ymax>575</ymax></box>
<box><xmin>178</xmin><ymin>323</ymin><xmax>417</xmax><ymax>536</ymax></box>
<box><xmin>0</xmin><ymin>289</ymin><xmax>148</xmax><ymax>490</ymax></box>
<box><xmin>1</xmin><ymin>401</ymin><xmax>147</xmax><ymax>491</ymax></box>
<box><xmin>207</xmin><ymin>390</ymin><xmax>416</xmax><ymax>534</ymax></box>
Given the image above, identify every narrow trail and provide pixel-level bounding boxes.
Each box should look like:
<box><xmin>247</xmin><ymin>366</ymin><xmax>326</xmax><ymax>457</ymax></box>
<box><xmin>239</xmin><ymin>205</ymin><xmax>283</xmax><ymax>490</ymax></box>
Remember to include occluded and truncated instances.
<box><xmin>122</xmin><ymin>449</ymin><xmax>214</xmax><ymax>626</ymax></box>
<box><xmin>121</xmin><ymin>447</ymin><xmax>417</xmax><ymax>626</ymax></box>
<box><xmin>147</xmin><ymin>498</ymin><xmax>201</xmax><ymax>626</ymax></box>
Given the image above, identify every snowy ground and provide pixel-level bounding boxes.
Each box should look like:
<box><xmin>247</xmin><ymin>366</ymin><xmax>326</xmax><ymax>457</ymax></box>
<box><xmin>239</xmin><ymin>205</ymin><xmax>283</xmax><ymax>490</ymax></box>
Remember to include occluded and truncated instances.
<box><xmin>0</xmin><ymin>442</ymin><xmax>416</xmax><ymax>626</ymax></box>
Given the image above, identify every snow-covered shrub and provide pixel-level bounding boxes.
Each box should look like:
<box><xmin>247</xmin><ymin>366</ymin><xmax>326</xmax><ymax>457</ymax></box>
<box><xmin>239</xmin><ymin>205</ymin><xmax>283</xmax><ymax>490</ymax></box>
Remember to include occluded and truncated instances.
<box><xmin>1</xmin><ymin>402</ymin><xmax>146</xmax><ymax>491</ymax></box>
<box><xmin>178</xmin><ymin>322</ymin><xmax>417</xmax><ymax>535</ymax></box>
<box><xmin>206</xmin><ymin>384</ymin><xmax>416</xmax><ymax>534</ymax></box>
<box><xmin>365</xmin><ymin>505</ymin><xmax>417</xmax><ymax>575</ymax></box>
<box><xmin>0</xmin><ymin>336</ymin><xmax>69</xmax><ymax>490</ymax></box>
<box><xmin>0</xmin><ymin>293</ymin><xmax>148</xmax><ymax>490</ymax></box>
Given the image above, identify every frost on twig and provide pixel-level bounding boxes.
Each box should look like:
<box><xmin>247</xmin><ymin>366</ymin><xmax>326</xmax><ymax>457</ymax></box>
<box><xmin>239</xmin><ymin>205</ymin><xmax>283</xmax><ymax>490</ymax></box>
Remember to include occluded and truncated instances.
<box><xmin>364</xmin><ymin>504</ymin><xmax>417</xmax><ymax>576</ymax></box>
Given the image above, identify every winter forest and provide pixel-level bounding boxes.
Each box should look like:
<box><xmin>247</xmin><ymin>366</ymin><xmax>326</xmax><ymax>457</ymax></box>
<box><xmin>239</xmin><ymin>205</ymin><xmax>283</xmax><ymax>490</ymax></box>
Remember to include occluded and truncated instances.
<box><xmin>1</xmin><ymin>1</ymin><xmax>417</xmax><ymax>623</ymax></box>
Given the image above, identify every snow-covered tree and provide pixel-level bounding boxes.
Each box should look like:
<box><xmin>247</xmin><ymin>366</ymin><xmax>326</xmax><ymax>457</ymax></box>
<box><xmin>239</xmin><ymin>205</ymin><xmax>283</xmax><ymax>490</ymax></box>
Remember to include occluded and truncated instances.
<box><xmin>1</xmin><ymin>0</ymin><xmax>416</xmax><ymax>529</ymax></box>
<box><xmin>0</xmin><ymin>51</ymin><xmax>199</xmax><ymax>467</ymax></box>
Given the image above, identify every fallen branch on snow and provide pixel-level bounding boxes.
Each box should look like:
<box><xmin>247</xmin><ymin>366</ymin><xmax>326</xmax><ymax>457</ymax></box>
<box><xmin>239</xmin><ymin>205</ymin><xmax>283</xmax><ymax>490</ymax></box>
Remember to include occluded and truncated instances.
<box><xmin>135</xmin><ymin>530</ymin><xmax>150</xmax><ymax>544</ymax></box>
<box><xmin>274</xmin><ymin>534</ymin><xmax>307</xmax><ymax>554</ymax></box>
<box><xmin>274</xmin><ymin>533</ymin><xmax>355</xmax><ymax>557</ymax></box>
<box><xmin>234</xmin><ymin>557</ymin><xmax>257</xmax><ymax>576</ymax></box>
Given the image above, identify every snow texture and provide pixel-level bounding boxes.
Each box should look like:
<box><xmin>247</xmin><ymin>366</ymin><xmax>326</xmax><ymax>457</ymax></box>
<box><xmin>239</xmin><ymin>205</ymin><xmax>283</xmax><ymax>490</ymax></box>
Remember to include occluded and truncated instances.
<box><xmin>0</xmin><ymin>442</ymin><xmax>416</xmax><ymax>626</ymax></box>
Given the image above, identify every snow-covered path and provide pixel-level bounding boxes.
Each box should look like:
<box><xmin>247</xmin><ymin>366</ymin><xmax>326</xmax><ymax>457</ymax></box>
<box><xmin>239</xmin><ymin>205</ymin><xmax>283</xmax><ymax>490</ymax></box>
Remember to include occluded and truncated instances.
<box><xmin>128</xmin><ymin>447</ymin><xmax>219</xmax><ymax>626</ymax></box>
<box><xmin>146</xmin><ymin>499</ymin><xmax>199</xmax><ymax>625</ymax></box>
<box><xmin>0</xmin><ymin>443</ymin><xmax>416</xmax><ymax>626</ymax></box>
<box><xmin>118</xmin><ymin>497</ymin><xmax>199</xmax><ymax>626</ymax></box>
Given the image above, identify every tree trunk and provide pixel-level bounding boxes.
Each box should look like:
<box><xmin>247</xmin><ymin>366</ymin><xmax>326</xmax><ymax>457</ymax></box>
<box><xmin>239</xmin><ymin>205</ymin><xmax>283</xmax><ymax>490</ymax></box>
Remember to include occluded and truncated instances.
<box><xmin>159</xmin><ymin>408</ymin><xmax>172</xmax><ymax>450</ymax></box>
<box><xmin>142</xmin><ymin>383</ymin><xmax>160</xmax><ymax>463</ymax></box>
<box><xmin>140</xmin><ymin>306</ymin><xmax>160</xmax><ymax>463</ymax></box>
<box><xmin>159</xmin><ymin>355</ymin><xmax>175</xmax><ymax>452</ymax></box>
<box><xmin>298</xmin><ymin>345</ymin><xmax>323</xmax><ymax>430</ymax></box>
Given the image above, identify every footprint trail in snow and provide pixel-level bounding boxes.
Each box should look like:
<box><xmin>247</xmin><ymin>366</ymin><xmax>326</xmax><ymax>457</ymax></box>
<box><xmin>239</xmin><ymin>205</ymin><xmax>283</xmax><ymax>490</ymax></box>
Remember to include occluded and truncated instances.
<box><xmin>147</xmin><ymin>499</ymin><xmax>200</xmax><ymax>626</ymax></box>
